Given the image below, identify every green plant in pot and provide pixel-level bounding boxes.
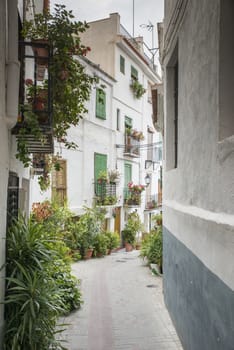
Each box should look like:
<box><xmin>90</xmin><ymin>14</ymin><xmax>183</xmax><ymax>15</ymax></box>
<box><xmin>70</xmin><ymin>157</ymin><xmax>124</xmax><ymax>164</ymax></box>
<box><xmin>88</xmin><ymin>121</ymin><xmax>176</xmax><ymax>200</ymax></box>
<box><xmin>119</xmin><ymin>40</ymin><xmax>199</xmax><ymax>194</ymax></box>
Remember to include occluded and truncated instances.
<box><xmin>108</xmin><ymin>170</ymin><xmax>120</xmax><ymax>184</ymax></box>
<box><xmin>122</xmin><ymin>228</ymin><xmax>136</xmax><ymax>252</ymax></box>
<box><xmin>104</xmin><ymin>231</ymin><xmax>120</xmax><ymax>254</ymax></box>
<box><xmin>130</xmin><ymin>79</ymin><xmax>146</xmax><ymax>99</ymax></box>
<box><xmin>122</xmin><ymin>211</ymin><xmax>143</xmax><ymax>252</ymax></box>
<box><xmin>92</xmin><ymin>233</ymin><xmax>108</xmax><ymax>257</ymax></box>
<box><xmin>97</xmin><ymin>170</ymin><xmax>108</xmax><ymax>183</ymax></box>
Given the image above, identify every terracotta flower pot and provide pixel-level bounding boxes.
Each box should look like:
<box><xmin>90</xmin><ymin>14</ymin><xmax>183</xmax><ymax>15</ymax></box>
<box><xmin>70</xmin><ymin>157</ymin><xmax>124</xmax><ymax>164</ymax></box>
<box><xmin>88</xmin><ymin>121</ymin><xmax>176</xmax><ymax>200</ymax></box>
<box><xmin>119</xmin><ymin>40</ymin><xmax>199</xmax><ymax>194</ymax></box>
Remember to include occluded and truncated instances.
<box><xmin>84</xmin><ymin>248</ymin><xmax>93</xmax><ymax>260</ymax></box>
<box><xmin>125</xmin><ymin>242</ymin><xmax>133</xmax><ymax>252</ymax></box>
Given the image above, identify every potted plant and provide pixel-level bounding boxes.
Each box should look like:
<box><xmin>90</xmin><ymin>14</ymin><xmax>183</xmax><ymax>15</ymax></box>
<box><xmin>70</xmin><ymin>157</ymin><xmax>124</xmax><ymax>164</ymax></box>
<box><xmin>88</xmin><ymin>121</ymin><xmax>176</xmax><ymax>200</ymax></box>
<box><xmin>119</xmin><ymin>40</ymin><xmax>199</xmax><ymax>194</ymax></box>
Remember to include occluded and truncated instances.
<box><xmin>153</xmin><ymin>213</ymin><xmax>162</xmax><ymax>227</ymax></box>
<box><xmin>131</xmin><ymin>129</ymin><xmax>145</xmax><ymax>141</ymax></box>
<box><xmin>122</xmin><ymin>228</ymin><xmax>136</xmax><ymax>252</ymax></box>
<box><xmin>92</xmin><ymin>233</ymin><xmax>108</xmax><ymax>257</ymax></box>
<box><xmin>97</xmin><ymin>170</ymin><xmax>108</xmax><ymax>184</ymax></box>
<box><xmin>122</xmin><ymin>211</ymin><xmax>143</xmax><ymax>252</ymax></box>
<box><xmin>104</xmin><ymin>231</ymin><xmax>120</xmax><ymax>254</ymax></box>
<box><xmin>108</xmin><ymin>170</ymin><xmax>120</xmax><ymax>184</ymax></box>
<box><xmin>130</xmin><ymin>79</ymin><xmax>146</xmax><ymax>99</ymax></box>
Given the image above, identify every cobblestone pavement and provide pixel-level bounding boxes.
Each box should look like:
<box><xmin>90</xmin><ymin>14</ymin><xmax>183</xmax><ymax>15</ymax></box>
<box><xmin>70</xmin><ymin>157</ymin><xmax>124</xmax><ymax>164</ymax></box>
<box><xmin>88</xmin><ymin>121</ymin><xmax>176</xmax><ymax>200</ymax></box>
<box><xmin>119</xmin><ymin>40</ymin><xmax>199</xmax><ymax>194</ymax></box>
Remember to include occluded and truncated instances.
<box><xmin>59</xmin><ymin>249</ymin><xmax>183</xmax><ymax>350</ymax></box>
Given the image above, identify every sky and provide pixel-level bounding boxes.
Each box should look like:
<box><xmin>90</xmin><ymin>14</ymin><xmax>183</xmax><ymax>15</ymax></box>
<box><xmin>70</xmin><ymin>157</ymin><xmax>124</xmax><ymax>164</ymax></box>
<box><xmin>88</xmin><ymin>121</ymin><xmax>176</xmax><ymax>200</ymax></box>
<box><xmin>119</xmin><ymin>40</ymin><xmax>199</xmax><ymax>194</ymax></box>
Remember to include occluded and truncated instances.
<box><xmin>49</xmin><ymin>0</ymin><xmax>164</xmax><ymax>50</ymax></box>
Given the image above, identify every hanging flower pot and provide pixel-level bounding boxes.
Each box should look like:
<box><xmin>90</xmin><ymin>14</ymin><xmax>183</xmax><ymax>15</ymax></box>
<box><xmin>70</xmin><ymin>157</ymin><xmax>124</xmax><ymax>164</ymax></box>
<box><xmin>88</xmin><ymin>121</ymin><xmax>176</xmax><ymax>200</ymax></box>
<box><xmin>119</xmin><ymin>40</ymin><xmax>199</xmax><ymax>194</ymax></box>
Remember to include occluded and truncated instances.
<box><xmin>32</xmin><ymin>39</ymin><xmax>49</xmax><ymax>67</ymax></box>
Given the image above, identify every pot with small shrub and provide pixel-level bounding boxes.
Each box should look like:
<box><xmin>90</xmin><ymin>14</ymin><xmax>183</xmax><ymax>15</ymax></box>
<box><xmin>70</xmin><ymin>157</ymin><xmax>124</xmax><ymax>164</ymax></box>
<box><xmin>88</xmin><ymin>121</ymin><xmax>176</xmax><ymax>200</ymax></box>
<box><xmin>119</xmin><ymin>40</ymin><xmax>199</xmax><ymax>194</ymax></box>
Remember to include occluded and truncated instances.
<box><xmin>92</xmin><ymin>233</ymin><xmax>108</xmax><ymax>257</ymax></box>
<box><xmin>104</xmin><ymin>230</ymin><xmax>120</xmax><ymax>254</ymax></box>
<box><xmin>122</xmin><ymin>228</ymin><xmax>136</xmax><ymax>252</ymax></box>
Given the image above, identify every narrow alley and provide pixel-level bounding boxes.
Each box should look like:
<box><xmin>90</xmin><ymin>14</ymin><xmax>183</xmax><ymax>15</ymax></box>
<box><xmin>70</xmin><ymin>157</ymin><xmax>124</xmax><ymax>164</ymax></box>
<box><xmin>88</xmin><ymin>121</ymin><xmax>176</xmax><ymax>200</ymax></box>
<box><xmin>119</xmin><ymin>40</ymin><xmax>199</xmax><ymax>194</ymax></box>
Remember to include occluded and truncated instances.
<box><xmin>60</xmin><ymin>250</ymin><xmax>183</xmax><ymax>350</ymax></box>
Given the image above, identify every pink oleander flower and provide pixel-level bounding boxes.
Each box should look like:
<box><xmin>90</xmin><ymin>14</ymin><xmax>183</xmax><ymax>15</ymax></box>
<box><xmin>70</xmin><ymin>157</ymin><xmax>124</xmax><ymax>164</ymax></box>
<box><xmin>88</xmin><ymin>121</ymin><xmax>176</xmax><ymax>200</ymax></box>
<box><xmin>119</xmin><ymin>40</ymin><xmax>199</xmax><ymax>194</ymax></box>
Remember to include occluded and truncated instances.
<box><xmin>127</xmin><ymin>182</ymin><xmax>145</xmax><ymax>193</ymax></box>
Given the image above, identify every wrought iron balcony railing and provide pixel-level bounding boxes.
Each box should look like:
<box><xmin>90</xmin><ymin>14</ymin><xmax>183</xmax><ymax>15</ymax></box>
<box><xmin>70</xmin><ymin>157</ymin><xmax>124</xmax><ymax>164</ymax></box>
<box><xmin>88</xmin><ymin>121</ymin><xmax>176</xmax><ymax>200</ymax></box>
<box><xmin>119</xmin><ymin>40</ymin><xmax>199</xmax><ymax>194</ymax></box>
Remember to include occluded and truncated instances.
<box><xmin>145</xmin><ymin>194</ymin><xmax>158</xmax><ymax>210</ymax></box>
<box><xmin>123</xmin><ymin>187</ymin><xmax>142</xmax><ymax>206</ymax></box>
<box><xmin>94</xmin><ymin>182</ymin><xmax>117</xmax><ymax>206</ymax></box>
<box><xmin>11</xmin><ymin>41</ymin><xmax>53</xmax><ymax>154</ymax></box>
<box><xmin>124</xmin><ymin>135</ymin><xmax>140</xmax><ymax>157</ymax></box>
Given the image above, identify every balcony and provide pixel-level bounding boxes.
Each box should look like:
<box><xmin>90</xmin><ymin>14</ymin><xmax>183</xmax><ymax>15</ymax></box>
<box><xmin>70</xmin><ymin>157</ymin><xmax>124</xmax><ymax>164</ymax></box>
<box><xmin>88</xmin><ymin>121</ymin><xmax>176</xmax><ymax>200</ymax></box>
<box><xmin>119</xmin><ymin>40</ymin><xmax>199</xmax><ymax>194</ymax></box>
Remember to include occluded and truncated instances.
<box><xmin>94</xmin><ymin>182</ymin><xmax>117</xmax><ymax>206</ymax></box>
<box><xmin>124</xmin><ymin>135</ymin><xmax>140</xmax><ymax>157</ymax></box>
<box><xmin>11</xmin><ymin>41</ymin><xmax>53</xmax><ymax>154</ymax></box>
<box><xmin>145</xmin><ymin>195</ymin><xmax>158</xmax><ymax>210</ymax></box>
<box><xmin>124</xmin><ymin>187</ymin><xmax>142</xmax><ymax>207</ymax></box>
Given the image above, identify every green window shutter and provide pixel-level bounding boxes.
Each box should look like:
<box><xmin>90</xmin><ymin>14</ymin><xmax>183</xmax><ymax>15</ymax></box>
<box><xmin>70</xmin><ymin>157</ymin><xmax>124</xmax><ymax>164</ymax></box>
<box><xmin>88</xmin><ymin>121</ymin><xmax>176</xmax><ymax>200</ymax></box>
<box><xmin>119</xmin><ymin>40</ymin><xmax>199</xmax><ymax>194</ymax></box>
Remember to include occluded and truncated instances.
<box><xmin>124</xmin><ymin>162</ymin><xmax>132</xmax><ymax>200</ymax></box>
<box><xmin>96</xmin><ymin>89</ymin><xmax>106</xmax><ymax>119</ymax></box>
<box><xmin>120</xmin><ymin>55</ymin><xmax>125</xmax><ymax>74</ymax></box>
<box><xmin>94</xmin><ymin>153</ymin><xmax>107</xmax><ymax>181</ymax></box>
<box><xmin>124</xmin><ymin>163</ymin><xmax>132</xmax><ymax>186</ymax></box>
<box><xmin>131</xmin><ymin>65</ymin><xmax>138</xmax><ymax>80</ymax></box>
<box><xmin>125</xmin><ymin>116</ymin><xmax>132</xmax><ymax>128</ymax></box>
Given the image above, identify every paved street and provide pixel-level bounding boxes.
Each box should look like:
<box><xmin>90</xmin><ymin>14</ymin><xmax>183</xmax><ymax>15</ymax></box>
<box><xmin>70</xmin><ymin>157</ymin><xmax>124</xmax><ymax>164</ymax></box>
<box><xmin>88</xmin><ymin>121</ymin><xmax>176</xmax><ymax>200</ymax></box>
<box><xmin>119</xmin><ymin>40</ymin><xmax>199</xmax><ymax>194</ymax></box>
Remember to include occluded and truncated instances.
<box><xmin>60</xmin><ymin>249</ymin><xmax>183</xmax><ymax>350</ymax></box>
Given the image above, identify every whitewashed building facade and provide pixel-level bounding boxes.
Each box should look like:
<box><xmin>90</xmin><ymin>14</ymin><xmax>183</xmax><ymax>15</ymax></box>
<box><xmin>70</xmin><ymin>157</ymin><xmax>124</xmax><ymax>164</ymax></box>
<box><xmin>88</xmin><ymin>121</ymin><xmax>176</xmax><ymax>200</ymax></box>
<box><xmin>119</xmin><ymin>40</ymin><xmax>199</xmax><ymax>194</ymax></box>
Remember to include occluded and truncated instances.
<box><xmin>79</xmin><ymin>13</ymin><xmax>162</xmax><ymax>233</ymax></box>
<box><xmin>161</xmin><ymin>1</ymin><xmax>234</xmax><ymax>349</ymax></box>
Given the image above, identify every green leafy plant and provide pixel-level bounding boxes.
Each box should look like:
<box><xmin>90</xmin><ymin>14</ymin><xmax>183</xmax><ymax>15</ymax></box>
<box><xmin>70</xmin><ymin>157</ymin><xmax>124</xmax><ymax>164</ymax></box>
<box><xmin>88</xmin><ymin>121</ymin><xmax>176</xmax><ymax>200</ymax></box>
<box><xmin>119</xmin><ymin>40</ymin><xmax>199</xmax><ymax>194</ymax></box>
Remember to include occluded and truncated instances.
<box><xmin>130</xmin><ymin>79</ymin><xmax>146</xmax><ymax>99</ymax></box>
<box><xmin>97</xmin><ymin>170</ymin><xmax>108</xmax><ymax>183</ymax></box>
<box><xmin>48</xmin><ymin>259</ymin><xmax>82</xmax><ymax>314</ymax></box>
<box><xmin>75</xmin><ymin>207</ymin><xmax>105</xmax><ymax>258</ymax></box>
<box><xmin>92</xmin><ymin>233</ymin><xmax>108</xmax><ymax>257</ymax></box>
<box><xmin>152</xmin><ymin>213</ymin><xmax>162</xmax><ymax>227</ymax></box>
<box><xmin>96</xmin><ymin>195</ymin><xmax>117</xmax><ymax>206</ymax></box>
<box><xmin>3</xmin><ymin>216</ymin><xmax>68</xmax><ymax>350</ymax></box>
<box><xmin>17</xmin><ymin>4</ymin><xmax>97</xmax><ymax>184</ymax></box>
<box><xmin>104</xmin><ymin>231</ymin><xmax>120</xmax><ymax>251</ymax></box>
<box><xmin>122</xmin><ymin>211</ymin><xmax>143</xmax><ymax>246</ymax></box>
<box><xmin>140</xmin><ymin>227</ymin><xmax>163</xmax><ymax>272</ymax></box>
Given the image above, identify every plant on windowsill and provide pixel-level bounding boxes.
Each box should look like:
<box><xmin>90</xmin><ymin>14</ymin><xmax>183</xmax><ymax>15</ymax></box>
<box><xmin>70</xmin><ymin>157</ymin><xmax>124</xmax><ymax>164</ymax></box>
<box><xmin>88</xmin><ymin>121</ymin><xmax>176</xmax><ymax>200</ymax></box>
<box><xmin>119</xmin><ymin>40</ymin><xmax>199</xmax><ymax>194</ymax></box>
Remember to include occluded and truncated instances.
<box><xmin>130</xmin><ymin>79</ymin><xmax>146</xmax><ymax>99</ymax></box>
<box><xmin>97</xmin><ymin>170</ymin><xmax>108</xmax><ymax>184</ymax></box>
<box><xmin>16</xmin><ymin>4</ymin><xmax>97</xmax><ymax>188</ymax></box>
<box><xmin>131</xmin><ymin>129</ymin><xmax>145</xmax><ymax>141</ymax></box>
<box><xmin>108</xmin><ymin>170</ymin><xmax>120</xmax><ymax>184</ymax></box>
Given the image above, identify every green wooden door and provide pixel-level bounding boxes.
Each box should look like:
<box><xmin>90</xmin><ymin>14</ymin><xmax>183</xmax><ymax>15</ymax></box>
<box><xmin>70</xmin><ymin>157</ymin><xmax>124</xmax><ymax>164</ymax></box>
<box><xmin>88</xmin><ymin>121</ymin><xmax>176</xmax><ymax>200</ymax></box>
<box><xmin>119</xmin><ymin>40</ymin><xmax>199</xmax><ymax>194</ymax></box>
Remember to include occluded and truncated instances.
<box><xmin>94</xmin><ymin>153</ymin><xmax>107</xmax><ymax>181</ymax></box>
<box><xmin>124</xmin><ymin>163</ymin><xmax>132</xmax><ymax>200</ymax></box>
<box><xmin>94</xmin><ymin>153</ymin><xmax>107</xmax><ymax>198</ymax></box>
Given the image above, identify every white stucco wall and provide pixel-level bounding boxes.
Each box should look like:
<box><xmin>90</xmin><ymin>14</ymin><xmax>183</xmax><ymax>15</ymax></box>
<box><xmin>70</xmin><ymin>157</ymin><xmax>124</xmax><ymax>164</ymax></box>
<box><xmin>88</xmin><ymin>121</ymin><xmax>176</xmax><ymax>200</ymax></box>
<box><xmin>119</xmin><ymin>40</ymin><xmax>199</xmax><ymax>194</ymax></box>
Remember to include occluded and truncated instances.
<box><xmin>163</xmin><ymin>0</ymin><xmax>234</xmax><ymax>290</ymax></box>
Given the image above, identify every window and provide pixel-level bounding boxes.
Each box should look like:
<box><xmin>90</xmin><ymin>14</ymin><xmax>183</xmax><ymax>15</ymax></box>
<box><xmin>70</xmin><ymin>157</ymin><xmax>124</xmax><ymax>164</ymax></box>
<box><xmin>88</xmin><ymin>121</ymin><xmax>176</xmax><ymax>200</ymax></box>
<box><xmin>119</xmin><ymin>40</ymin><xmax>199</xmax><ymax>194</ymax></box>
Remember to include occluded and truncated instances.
<box><xmin>96</xmin><ymin>88</ymin><xmax>106</xmax><ymax>119</ymax></box>
<box><xmin>125</xmin><ymin>116</ymin><xmax>132</xmax><ymax>130</ymax></box>
<box><xmin>94</xmin><ymin>153</ymin><xmax>107</xmax><ymax>197</ymax></box>
<box><xmin>117</xmin><ymin>108</ymin><xmax>120</xmax><ymax>131</ymax></box>
<box><xmin>52</xmin><ymin>159</ymin><xmax>67</xmax><ymax>206</ymax></box>
<box><xmin>147</xmin><ymin>129</ymin><xmax>154</xmax><ymax>161</ymax></box>
<box><xmin>219</xmin><ymin>0</ymin><xmax>234</xmax><ymax>140</ymax></box>
<box><xmin>120</xmin><ymin>55</ymin><xmax>125</xmax><ymax>74</ymax></box>
<box><xmin>166</xmin><ymin>44</ymin><xmax>178</xmax><ymax>170</ymax></box>
<box><xmin>7</xmin><ymin>172</ymin><xmax>19</xmax><ymax>228</ymax></box>
<box><xmin>94</xmin><ymin>153</ymin><xmax>107</xmax><ymax>182</ymax></box>
<box><xmin>147</xmin><ymin>81</ymin><xmax>152</xmax><ymax>103</ymax></box>
<box><xmin>131</xmin><ymin>65</ymin><xmax>138</xmax><ymax>81</ymax></box>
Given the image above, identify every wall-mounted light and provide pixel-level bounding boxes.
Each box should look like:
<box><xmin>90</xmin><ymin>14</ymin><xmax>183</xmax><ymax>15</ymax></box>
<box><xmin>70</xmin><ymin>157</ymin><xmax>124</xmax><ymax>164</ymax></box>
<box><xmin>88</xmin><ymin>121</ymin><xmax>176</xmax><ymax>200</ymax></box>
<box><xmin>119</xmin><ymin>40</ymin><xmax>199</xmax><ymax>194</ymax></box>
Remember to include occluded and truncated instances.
<box><xmin>144</xmin><ymin>173</ymin><xmax>151</xmax><ymax>187</ymax></box>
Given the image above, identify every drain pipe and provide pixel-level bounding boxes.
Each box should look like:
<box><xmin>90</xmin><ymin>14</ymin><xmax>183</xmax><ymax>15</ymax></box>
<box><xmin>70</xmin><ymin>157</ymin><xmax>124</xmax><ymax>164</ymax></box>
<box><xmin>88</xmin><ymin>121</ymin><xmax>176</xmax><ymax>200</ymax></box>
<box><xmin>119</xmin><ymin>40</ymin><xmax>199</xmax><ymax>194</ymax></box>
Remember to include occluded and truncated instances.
<box><xmin>6</xmin><ymin>0</ymin><xmax>20</xmax><ymax>128</ymax></box>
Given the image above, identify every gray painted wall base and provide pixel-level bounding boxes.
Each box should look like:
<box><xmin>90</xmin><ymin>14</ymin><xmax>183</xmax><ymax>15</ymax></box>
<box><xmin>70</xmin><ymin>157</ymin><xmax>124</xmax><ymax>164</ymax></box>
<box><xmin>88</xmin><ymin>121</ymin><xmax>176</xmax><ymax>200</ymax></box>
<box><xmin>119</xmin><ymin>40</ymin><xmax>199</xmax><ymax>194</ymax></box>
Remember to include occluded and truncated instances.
<box><xmin>163</xmin><ymin>227</ymin><xmax>234</xmax><ymax>350</ymax></box>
